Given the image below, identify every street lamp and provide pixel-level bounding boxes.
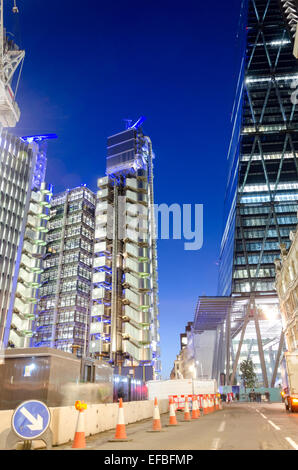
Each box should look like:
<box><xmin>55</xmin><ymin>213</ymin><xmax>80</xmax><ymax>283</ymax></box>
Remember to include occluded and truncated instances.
<box><xmin>189</xmin><ymin>364</ymin><xmax>196</xmax><ymax>379</ymax></box>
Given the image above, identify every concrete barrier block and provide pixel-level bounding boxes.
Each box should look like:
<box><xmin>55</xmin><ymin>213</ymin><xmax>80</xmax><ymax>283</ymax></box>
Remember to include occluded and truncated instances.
<box><xmin>0</xmin><ymin>410</ymin><xmax>13</xmax><ymax>435</ymax></box>
<box><xmin>0</xmin><ymin>398</ymin><xmax>170</xmax><ymax>447</ymax></box>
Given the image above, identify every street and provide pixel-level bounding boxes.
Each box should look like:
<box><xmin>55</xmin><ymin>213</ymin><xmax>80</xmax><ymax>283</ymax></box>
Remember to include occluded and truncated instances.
<box><xmin>56</xmin><ymin>402</ymin><xmax>298</xmax><ymax>451</ymax></box>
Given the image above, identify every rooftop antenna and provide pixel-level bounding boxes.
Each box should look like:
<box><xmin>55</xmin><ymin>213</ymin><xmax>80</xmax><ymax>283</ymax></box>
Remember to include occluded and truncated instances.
<box><xmin>130</xmin><ymin>116</ymin><xmax>146</xmax><ymax>129</ymax></box>
<box><xmin>123</xmin><ymin>116</ymin><xmax>146</xmax><ymax>130</ymax></box>
<box><xmin>123</xmin><ymin>119</ymin><xmax>133</xmax><ymax>130</ymax></box>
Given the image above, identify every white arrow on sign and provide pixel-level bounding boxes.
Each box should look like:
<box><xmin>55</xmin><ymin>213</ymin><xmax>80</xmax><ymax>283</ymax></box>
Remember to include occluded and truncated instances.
<box><xmin>20</xmin><ymin>406</ymin><xmax>44</xmax><ymax>431</ymax></box>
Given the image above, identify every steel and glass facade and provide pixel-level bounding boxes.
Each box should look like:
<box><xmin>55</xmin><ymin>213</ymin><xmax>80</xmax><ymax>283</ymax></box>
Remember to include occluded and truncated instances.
<box><xmin>90</xmin><ymin>125</ymin><xmax>161</xmax><ymax>379</ymax></box>
<box><xmin>218</xmin><ymin>0</ymin><xmax>298</xmax><ymax>386</ymax></box>
<box><xmin>8</xmin><ymin>183</ymin><xmax>52</xmax><ymax>348</ymax></box>
<box><xmin>33</xmin><ymin>186</ymin><xmax>96</xmax><ymax>357</ymax></box>
<box><xmin>0</xmin><ymin>129</ymin><xmax>51</xmax><ymax>348</ymax></box>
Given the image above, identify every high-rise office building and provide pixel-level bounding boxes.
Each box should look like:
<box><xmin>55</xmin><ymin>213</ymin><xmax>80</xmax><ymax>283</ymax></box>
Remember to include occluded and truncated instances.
<box><xmin>217</xmin><ymin>0</ymin><xmax>298</xmax><ymax>386</ymax></box>
<box><xmin>90</xmin><ymin>122</ymin><xmax>161</xmax><ymax>379</ymax></box>
<box><xmin>7</xmin><ymin>182</ymin><xmax>52</xmax><ymax>349</ymax></box>
<box><xmin>0</xmin><ymin>130</ymin><xmax>51</xmax><ymax>348</ymax></box>
<box><xmin>33</xmin><ymin>186</ymin><xmax>96</xmax><ymax>357</ymax></box>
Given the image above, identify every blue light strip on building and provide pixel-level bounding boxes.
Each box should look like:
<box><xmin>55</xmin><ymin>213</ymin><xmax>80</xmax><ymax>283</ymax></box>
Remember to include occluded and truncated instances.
<box><xmin>20</xmin><ymin>134</ymin><xmax>58</xmax><ymax>143</ymax></box>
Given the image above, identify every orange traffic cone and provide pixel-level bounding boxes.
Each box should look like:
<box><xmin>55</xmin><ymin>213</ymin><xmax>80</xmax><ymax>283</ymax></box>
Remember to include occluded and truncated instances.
<box><xmin>210</xmin><ymin>395</ymin><xmax>215</xmax><ymax>413</ymax></box>
<box><xmin>215</xmin><ymin>396</ymin><xmax>219</xmax><ymax>411</ymax></box>
<box><xmin>109</xmin><ymin>398</ymin><xmax>131</xmax><ymax>442</ymax></box>
<box><xmin>203</xmin><ymin>395</ymin><xmax>208</xmax><ymax>415</ymax></box>
<box><xmin>184</xmin><ymin>396</ymin><xmax>191</xmax><ymax>422</ymax></box>
<box><xmin>198</xmin><ymin>395</ymin><xmax>202</xmax><ymax>411</ymax></box>
<box><xmin>207</xmin><ymin>395</ymin><xmax>211</xmax><ymax>413</ymax></box>
<box><xmin>209</xmin><ymin>395</ymin><xmax>213</xmax><ymax>413</ymax></box>
<box><xmin>196</xmin><ymin>396</ymin><xmax>201</xmax><ymax>418</ymax></box>
<box><xmin>72</xmin><ymin>400</ymin><xmax>87</xmax><ymax>449</ymax></box>
<box><xmin>167</xmin><ymin>397</ymin><xmax>178</xmax><ymax>426</ymax></box>
<box><xmin>148</xmin><ymin>397</ymin><xmax>163</xmax><ymax>432</ymax></box>
<box><xmin>191</xmin><ymin>395</ymin><xmax>198</xmax><ymax>419</ymax></box>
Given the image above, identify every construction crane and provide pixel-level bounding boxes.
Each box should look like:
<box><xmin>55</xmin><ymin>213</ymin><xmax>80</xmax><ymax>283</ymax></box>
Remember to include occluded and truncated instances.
<box><xmin>0</xmin><ymin>0</ymin><xmax>24</xmax><ymax>127</ymax></box>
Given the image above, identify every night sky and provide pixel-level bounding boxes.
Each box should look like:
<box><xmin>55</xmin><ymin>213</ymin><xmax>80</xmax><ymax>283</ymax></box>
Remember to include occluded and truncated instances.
<box><xmin>8</xmin><ymin>0</ymin><xmax>241</xmax><ymax>378</ymax></box>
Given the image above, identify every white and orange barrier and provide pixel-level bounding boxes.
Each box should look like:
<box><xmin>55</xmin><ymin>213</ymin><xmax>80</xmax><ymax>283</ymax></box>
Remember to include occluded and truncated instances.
<box><xmin>170</xmin><ymin>395</ymin><xmax>185</xmax><ymax>411</ymax></box>
<box><xmin>226</xmin><ymin>392</ymin><xmax>234</xmax><ymax>403</ymax></box>
<box><xmin>168</xmin><ymin>394</ymin><xmax>205</xmax><ymax>412</ymax></box>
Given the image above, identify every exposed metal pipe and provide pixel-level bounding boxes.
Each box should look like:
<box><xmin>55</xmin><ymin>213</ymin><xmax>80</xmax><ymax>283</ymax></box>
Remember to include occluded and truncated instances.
<box><xmin>110</xmin><ymin>182</ymin><xmax>118</xmax><ymax>363</ymax></box>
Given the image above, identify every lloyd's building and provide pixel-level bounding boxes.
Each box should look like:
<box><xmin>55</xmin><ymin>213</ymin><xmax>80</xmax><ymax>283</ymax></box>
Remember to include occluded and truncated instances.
<box><xmin>89</xmin><ymin>119</ymin><xmax>161</xmax><ymax>380</ymax></box>
<box><xmin>192</xmin><ymin>0</ymin><xmax>298</xmax><ymax>388</ymax></box>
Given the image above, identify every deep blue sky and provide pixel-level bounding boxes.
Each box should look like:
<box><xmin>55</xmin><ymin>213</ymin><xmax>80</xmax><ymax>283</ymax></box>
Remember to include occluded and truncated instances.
<box><xmin>8</xmin><ymin>0</ymin><xmax>241</xmax><ymax>378</ymax></box>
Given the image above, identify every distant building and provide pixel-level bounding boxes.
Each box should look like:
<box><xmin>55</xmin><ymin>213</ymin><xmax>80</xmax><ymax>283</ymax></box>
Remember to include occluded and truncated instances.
<box><xmin>275</xmin><ymin>218</ymin><xmax>298</xmax><ymax>353</ymax></box>
<box><xmin>170</xmin><ymin>353</ymin><xmax>183</xmax><ymax>380</ymax></box>
<box><xmin>89</xmin><ymin>123</ymin><xmax>161</xmax><ymax>379</ymax></box>
<box><xmin>170</xmin><ymin>322</ymin><xmax>210</xmax><ymax>380</ymax></box>
<box><xmin>0</xmin><ymin>130</ymin><xmax>51</xmax><ymax>348</ymax></box>
<box><xmin>33</xmin><ymin>186</ymin><xmax>96</xmax><ymax>357</ymax></box>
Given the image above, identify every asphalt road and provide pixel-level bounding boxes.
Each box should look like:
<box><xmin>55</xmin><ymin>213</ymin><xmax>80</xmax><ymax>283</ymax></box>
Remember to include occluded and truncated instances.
<box><xmin>56</xmin><ymin>402</ymin><xmax>298</xmax><ymax>451</ymax></box>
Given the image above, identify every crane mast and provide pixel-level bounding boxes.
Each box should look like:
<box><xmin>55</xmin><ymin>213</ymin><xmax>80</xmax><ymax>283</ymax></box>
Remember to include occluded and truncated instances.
<box><xmin>0</xmin><ymin>0</ymin><xmax>24</xmax><ymax>127</ymax></box>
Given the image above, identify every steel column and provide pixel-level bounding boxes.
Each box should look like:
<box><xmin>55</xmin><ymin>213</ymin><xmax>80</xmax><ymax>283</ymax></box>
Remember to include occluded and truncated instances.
<box><xmin>253</xmin><ymin>299</ymin><xmax>269</xmax><ymax>388</ymax></box>
<box><xmin>226</xmin><ymin>306</ymin><xmax>231</xmax><ymax>384</ymax></box>
<box><xmin>230</xmin><ymin>303</ymin><xmax>250</xmax><ymax>386</ymax></box>
<box><xmin>271</xmin><ymin>331</ymin><xmax>285</xmax><ymax>387</ymax></box>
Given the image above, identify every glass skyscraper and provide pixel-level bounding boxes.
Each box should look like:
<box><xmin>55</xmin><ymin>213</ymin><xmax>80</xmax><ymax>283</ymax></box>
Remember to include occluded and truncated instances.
<box><xmin>218</xmin><ymin>0</ymin><xmax>298</xmax><ymax>386</ymax></box>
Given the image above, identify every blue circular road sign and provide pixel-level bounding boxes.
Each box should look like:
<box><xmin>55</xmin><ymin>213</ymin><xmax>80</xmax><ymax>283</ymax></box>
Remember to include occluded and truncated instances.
<box><xmin>12</xmin><ymin>400</ymin><xmax>51</xmax><ymax>440</ymax></box>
